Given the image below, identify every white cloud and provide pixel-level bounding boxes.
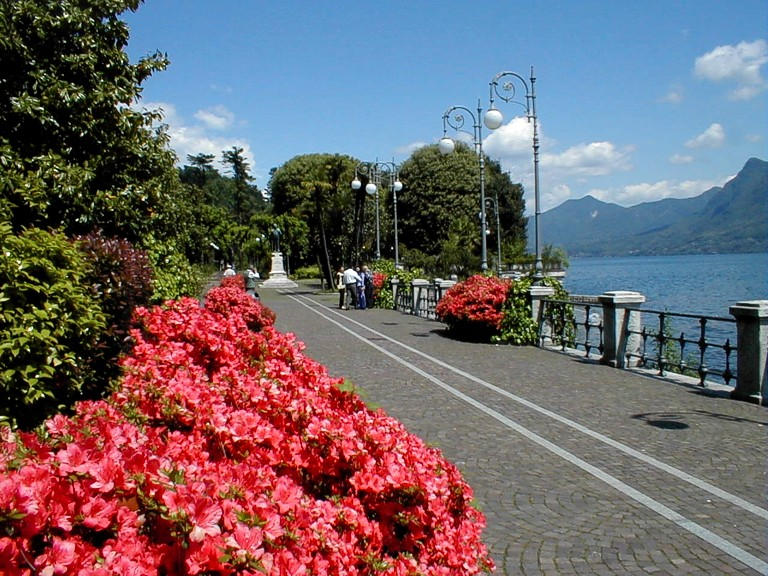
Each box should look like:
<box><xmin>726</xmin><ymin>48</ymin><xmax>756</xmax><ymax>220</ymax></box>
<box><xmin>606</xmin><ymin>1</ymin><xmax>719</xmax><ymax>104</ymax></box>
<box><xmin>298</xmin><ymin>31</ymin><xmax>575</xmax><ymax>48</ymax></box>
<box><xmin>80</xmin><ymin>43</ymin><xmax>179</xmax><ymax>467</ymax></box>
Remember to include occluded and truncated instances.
<box><xmin>543</xmin><ymin>141</ymin><xmax>633</xmax><ymax>177</ymax></box>
<box><xmin>659</xmin><ymin>86</ymin><xmax>683</xmax><ymax>103</ymax></box>
<box><xmin>685</xmin><ymin>123</ymin><xmax>725</xmax><ymax>148</ymax></box>
<box><xmin>669</xmin><ymin>153</ymin><xmax>694</xmax><ymax>164</ymax></box>
<box><xmin>194</xmin><ymin>105</ymin><xmax>235</xmax><ymax>130</ymax></box>
<box><xmin>694</xmin><ymin>39</ymin><xmax>768</xmax><ymax>100</ymax></box>
<box><xmin>136</xmin><ymin>101</ymin><xmax>255</xmax><ymax>176</ymax></box>
<box><xmin>745</xmin><ymin>133</ymin><xmax>763</xmax><ymax>143</ymax></box>
<box><xmin>483</xmin><ymin>116</ymin><xmax>533</xmax><ymax>159</ymax></box>
<box><xmin>588</xmin><ymin>176</ymin><xmax>725</xmax><ymax>207</ymax></box>
<box><xmin>396</xmin><ymin>141</ymin><xmax>428</xmax><ymax>155</ymax></box>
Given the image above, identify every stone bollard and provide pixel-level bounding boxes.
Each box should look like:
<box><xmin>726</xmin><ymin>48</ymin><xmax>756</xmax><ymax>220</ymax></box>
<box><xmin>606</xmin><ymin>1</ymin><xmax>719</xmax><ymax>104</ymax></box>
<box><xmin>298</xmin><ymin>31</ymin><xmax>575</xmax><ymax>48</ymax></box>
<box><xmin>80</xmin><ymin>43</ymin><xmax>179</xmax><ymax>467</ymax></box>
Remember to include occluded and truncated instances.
<box><xmin>598</xmin><ymin>291</ymin><xmax>646</xmax><ymax>368</ymax></box>
<box><xmin>390</xmin><ymin>278</ymin><xmax>400</xmax><ymax>311</ymax></box>
<box><xmin>729</xmin><ymin>300</ymin><xmax>768</xmax><ymax>405</ymax></box>
<box><xmin>529</xmin><ymin>285</ymin><xmax>555</xmax><ymax>345</ymax></box>
<box><xmin>411</xmin><ymin>279</ymin><xmax>430</xmax><ymax>317</ymax></box>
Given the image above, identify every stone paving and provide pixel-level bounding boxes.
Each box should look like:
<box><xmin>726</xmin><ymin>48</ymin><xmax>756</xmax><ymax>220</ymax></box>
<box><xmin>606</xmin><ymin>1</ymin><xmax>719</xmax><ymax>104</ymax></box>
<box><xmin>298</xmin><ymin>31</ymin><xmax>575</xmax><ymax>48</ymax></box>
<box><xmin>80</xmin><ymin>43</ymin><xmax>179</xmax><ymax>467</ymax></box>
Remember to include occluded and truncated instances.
<box><xmin>256</xmin><ymin>285</ymin><xmax>768</xmax><ymax>575</ymax></box>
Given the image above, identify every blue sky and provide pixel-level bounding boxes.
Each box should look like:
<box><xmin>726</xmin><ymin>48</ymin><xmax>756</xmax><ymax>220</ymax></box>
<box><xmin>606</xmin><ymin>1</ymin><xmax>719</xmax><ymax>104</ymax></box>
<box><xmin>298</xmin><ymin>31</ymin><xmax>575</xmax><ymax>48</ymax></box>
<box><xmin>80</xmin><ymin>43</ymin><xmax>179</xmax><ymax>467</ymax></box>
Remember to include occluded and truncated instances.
<box><xmin>123</xmin><ymin>0</ymin><xmax>767</xmax><ymax>213</ymax></box>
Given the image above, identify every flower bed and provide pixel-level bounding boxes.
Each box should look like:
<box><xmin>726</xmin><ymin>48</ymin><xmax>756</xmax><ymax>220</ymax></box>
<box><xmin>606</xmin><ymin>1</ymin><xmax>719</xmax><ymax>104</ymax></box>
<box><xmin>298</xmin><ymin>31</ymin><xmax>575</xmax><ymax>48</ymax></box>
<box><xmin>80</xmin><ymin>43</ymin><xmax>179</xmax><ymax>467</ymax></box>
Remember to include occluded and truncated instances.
<box><xmin>0</xmin><ymin>282</ymin><xmax>493</xmax><ymax>574</ymax></box>
<box><xmin>435</xmin><ymin>275</ymin><xmax>511</xmax><ymax>341</ymax></box>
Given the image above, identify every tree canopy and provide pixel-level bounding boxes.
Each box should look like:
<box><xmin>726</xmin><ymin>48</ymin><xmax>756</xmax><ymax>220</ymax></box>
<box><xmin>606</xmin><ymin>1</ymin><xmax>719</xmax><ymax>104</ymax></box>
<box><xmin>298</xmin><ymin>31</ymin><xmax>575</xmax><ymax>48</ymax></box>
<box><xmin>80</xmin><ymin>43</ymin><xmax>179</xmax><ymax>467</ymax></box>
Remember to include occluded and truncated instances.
<box><xmin>397</xmin><ymin>143</ymin><xmax>527</xmax><ymax>275</ymax></box>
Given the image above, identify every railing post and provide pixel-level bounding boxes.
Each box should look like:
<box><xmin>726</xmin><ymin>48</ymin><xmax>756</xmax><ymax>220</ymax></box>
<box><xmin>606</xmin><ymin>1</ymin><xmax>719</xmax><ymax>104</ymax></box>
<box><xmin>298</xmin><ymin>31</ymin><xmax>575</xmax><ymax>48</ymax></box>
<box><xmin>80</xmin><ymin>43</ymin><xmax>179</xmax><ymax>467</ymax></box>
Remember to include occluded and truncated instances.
<box><xmin>390</xmin><ymin>278</ymin><xmax>400</xmax><ymax>311</ymax></box>
<box><xmin>530</xmin><ymin>285</ymin><xmax>555</xmax><ymax>344</ymax></box>
<box><xmin>598</xmin><ymin>291</ymin><xmax>646</xmax><ymax>368</ymax></box>
<box><xmin>729</xmin><ymin>300</ymin><xmax>768</xmax><ymax>405</ymax></box>
<box><xmin>411</xmin><ymin>279</ymin><xmax>429</xmax><ymax>317</ymax></box>
<box><xmin>436</xmin><ymin>279</ymin><xmax>456</xmax><ymax>300</ymax></box>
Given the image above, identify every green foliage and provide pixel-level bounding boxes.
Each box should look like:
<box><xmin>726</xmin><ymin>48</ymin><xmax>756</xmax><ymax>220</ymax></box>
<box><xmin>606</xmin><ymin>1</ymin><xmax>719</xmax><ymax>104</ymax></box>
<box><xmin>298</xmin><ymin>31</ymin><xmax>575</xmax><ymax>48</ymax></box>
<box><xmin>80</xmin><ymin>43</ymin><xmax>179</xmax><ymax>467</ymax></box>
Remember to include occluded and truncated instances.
<box><xmin>269</xmin><ymin>154</ymin><xmax>359</xmax><ymax>286</ymax></box>
<box><xmin>142</xmin><ymin>235</ymin><xmax>204</xmax><ymax>302</ymax></box>
<box><xmin>292</xmin><ymin>264</ymin><xmax>321</xmax><ymax>280</ymax></box>
<box><xmin>0</xmin><ymin>224</ymin><xmax>107</xmax><ymax>429</ymax></box>
<box><xmin>0</xmin><ymin>0</ymin><xmax>177</xmax><ymax>241</ymax></box>
<box><xmin>371</xmin><ymin>260</ymin><xmax>425</xmax><ymax>310</ymax></box>
<box><xmin>495</xmin><ymin>277</ymin><xmax>539</xmax><ymax>345</ymax></box>
<box><xmin>397</xmin><ymin>144</ymin><xmax>527</xmax><ymax>276</ymax></box>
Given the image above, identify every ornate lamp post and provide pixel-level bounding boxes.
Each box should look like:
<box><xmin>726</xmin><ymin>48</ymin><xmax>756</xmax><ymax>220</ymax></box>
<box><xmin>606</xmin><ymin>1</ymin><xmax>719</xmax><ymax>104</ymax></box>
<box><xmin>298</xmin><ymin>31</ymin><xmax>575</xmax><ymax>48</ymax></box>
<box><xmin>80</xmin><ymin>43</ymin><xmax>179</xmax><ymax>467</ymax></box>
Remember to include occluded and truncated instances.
<box><xmin>483</xmin><ymin>66</ymin><xmax>542</xmax><ymax>281</ymax></box>
<box><xmin>486</xmin><ymin>195</ymin><xmax>502</xmax><ymax>276</ymax></box>
<box><xmin>439</xmin><ymin>99</ymin><xmax>488</xmax><ymax>272</ymax></box>
<box><xmin>351</xmin><ymin>160</ymin><xmax>403</xmax><ymax>266</ymax></box>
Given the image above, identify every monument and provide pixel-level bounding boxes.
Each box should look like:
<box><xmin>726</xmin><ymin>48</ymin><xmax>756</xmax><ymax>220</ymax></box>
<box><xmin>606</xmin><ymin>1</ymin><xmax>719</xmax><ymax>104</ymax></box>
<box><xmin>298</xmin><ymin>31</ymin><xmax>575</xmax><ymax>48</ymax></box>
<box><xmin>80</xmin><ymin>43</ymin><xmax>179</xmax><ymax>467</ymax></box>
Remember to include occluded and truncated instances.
<box><xmin>260</xmin><ymin>251</ymin><xmax>298</xmax><ymax>288</ymax></box>
<box><xmin>260</xmin><ymin>226</ymin><xmax>298</xmax><ymax>288</ymax></box>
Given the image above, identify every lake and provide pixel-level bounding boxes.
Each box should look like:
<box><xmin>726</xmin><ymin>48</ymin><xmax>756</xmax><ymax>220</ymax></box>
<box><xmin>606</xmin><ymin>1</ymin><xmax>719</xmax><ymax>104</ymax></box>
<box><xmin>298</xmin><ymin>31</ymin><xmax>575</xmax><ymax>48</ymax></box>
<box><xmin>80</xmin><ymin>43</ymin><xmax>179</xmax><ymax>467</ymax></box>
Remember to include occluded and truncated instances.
<box><xmin>562</xmin><ymin>252</ymin><xmax>768</xmax><ymax>317</ymax></box>
<box><xmin>561</xmin><ymin>253</ymin><xmax>767</xmax><ymax>383</ymax></box>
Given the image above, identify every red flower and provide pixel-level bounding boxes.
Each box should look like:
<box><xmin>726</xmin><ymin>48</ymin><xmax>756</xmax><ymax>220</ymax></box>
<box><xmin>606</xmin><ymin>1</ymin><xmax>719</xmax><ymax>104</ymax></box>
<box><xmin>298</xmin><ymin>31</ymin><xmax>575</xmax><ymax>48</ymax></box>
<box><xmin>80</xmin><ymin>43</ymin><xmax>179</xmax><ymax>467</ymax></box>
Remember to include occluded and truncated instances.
<box><xmin>0</xmin><ymin>283</ymin><xmax>494</xmax><ymax>574</ymax></box>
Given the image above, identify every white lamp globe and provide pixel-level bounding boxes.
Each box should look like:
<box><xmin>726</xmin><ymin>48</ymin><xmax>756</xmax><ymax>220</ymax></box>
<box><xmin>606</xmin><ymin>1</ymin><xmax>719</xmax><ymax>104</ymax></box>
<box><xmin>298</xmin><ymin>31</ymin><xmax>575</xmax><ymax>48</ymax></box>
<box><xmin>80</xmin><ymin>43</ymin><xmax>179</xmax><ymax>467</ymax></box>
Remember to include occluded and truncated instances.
<box><xmin>438</xmin><ymin>137</ymin><xmax>455</xmax><ymax>155</ymax></box>
<box><xmin>365</xmin><ymin>182</ymin><xmax>377</xmax><ymax>195</ymax></box>
<box><xmin>483</xmin><ymin>108</ymin><xmax>504</xmax><ymax>130</ymax></box>
<box><xmin>351</xmin><ymin>178</ymin><xmax>361</xmax><ymax>190</ymax></box>
<box><xmin>393</xmin><ymin>180</ymin><xmax>403</xmax><ymax>192</ymax></box>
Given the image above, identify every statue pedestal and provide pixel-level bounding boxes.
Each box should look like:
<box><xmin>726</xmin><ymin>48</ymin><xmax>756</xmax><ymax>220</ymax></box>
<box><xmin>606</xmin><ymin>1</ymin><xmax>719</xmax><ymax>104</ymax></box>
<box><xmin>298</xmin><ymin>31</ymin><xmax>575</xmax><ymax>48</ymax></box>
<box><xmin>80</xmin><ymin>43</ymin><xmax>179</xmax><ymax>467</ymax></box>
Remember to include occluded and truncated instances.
<box><xmin>260</xmin><ymin>252</ymin><xmax>298</xmax><ymax>288</ymax></box>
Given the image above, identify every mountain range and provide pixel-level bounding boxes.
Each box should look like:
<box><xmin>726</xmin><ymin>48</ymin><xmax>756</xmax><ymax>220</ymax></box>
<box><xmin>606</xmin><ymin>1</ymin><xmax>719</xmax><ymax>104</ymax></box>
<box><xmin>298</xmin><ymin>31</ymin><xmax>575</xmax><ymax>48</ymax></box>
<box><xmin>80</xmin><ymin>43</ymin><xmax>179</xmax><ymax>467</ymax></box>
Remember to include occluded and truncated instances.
<box><xmin>529</xmin><ymin>157</ymin><xmax>767</xmax><ymax>257</ymax></box>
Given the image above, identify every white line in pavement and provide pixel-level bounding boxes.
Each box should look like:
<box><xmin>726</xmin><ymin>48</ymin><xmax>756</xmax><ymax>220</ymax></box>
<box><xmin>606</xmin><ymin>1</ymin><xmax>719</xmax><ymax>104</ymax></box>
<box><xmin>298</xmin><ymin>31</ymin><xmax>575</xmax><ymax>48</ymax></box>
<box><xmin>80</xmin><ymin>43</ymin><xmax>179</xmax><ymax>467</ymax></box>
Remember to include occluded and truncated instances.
<box><xmin>288</xmin><ymin>294</ymin><xmax>768</xmax><ymax>575</ymax></box>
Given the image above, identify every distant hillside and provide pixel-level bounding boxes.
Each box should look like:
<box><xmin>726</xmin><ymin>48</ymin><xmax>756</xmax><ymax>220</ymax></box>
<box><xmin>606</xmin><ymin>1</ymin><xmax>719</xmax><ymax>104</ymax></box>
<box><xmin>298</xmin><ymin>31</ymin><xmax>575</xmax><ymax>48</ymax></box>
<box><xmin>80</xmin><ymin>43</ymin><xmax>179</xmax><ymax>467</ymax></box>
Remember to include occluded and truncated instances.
<box><xmin>530</xmin><ymin>157</ymin><xmax>767</xmax><ymax>256</ymax></box>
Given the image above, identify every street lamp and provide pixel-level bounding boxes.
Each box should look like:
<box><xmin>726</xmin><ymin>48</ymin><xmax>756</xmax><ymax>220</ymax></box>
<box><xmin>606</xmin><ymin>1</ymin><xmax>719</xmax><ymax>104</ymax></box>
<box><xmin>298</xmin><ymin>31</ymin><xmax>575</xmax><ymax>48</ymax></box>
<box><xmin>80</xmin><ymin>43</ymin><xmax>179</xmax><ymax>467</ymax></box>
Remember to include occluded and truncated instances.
<box><xmin>484</xmin><ymin>66</ymin><xmax>542</xmax><ymax>281</ymax></box>
<box><xmin>352</xmin><ymin>160</ymin><xmax>403</xmax><ymax>266</ymax></box>
<box><xmin>439</xmin><ymin>99</ymin><xmax>488</xmax><ymax>272</ymax></box>
<box><xmin>485</xmin><ymin>195</ymin><xmax>502</xmax><ymax>276</ymax></box>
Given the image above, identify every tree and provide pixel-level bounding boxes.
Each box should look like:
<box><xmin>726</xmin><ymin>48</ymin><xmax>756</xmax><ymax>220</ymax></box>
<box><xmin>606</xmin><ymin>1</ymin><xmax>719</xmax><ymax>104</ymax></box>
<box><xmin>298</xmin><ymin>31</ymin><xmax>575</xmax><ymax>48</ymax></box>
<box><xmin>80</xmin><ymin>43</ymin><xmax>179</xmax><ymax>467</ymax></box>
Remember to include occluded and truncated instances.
<box><xmin>222</xmin><ymin>146</ymin><xmax>266</xmax><ymax>224</ymax></box>
<box><xmin>397</xmin><ymin>143</ymin><xmax>526</xmax><ymax>275</ymax></box>
<box><xmin>0</xmin><ymin>0</ymin><xmax>181</xmax><ymax>243</ymax></box>
<box><xmin>269</xmin><ymin>154</ymin><xmax>359</xmax><ymax>287</ymax></box>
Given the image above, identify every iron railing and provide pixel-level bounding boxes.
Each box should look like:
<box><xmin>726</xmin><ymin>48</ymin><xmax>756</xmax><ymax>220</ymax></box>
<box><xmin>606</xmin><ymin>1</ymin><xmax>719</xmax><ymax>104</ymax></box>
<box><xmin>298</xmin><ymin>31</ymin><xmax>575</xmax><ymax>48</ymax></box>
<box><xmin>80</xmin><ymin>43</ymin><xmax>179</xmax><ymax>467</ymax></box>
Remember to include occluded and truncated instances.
<box><xmin>624</xmin><ymin>307</ymin><xmax>737</xmax><ymax>387</ymax></box>
<box><xmin>540</xmin><ymin>296</ymin><xmax>604</xmax><ymax>359</ymax></box>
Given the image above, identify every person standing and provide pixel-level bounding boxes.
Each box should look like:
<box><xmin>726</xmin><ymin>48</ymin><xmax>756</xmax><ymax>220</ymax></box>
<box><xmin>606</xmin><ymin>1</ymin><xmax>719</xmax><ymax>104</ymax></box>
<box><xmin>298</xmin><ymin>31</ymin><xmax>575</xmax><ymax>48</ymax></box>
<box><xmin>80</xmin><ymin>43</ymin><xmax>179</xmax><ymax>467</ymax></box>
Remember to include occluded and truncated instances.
<box><xmin>335</xmin><ymin>266</ymin><xmax>346</xmax><ymax>309</ymax></box>
<box><xmin>342</xmin><ymin>266</ymin><xmax>361</xmax><ymax>310</ymax></box>
<box><xmin>362</xmin><ymin>265</ymin><xmax>374</xmax><ymax>308</ymax></box>
<box><xmin>356</xmin><ymin>267</ymin><xmax>366</xmax><ymax>310</ymax></box>
<box><xmin>245</xmin><ymin>267</ymin><xmax>260</xmax><ymax>298</ymax></box>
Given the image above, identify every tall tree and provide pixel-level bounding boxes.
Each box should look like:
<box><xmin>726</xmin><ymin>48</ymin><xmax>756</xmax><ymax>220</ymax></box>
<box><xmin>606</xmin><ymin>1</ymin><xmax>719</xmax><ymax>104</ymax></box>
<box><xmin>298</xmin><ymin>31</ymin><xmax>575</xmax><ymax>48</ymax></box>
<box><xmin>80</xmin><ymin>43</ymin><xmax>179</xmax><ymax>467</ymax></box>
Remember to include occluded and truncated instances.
<box><xmin>397</xmin><ymin>143</ymin><xmax>527</xmax><ymax>274</ymax></box>
<box><xmin>0</xmin><ymin>0</ymin><xmax>179</xmax><ymax>242</ymax></box>
<box><xmin>269</xmin><ymin>154</ymin><xmax>359</xmax><ymax>287</ymax></box>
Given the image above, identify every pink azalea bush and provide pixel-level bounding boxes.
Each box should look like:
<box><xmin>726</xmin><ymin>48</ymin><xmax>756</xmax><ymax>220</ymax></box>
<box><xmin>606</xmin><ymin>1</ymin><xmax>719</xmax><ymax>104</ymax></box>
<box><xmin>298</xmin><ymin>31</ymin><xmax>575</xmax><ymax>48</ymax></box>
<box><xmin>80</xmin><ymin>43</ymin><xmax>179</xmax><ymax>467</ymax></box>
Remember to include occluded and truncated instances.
<box><xmin>0</xmin><ymin>282</ymin><xmax>493</xmax><ymax>574</ymax></box>
<box><xmin>435</xmin><ymin>275</ymin><xmax>511</xmax><ymax>340</ymax></box>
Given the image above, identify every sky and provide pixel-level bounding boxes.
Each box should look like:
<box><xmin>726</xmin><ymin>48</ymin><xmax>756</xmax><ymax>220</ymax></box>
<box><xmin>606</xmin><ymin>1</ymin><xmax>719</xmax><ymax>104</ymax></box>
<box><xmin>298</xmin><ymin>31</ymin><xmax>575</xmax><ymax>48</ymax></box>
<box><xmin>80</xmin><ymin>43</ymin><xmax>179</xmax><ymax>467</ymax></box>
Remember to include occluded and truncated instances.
<box><xmin>123</xmin><ymin>0</ymin><xmax>767</xmax><ymax>214</ymax></box>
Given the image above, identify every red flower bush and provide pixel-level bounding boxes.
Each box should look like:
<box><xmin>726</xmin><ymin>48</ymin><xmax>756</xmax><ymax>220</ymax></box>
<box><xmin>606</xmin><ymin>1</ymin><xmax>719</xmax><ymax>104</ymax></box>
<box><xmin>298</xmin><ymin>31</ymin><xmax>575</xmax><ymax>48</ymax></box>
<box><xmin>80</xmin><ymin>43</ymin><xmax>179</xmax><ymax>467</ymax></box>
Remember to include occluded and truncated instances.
<box><xmin>0</xmin><ymin>282</ymin><xmax>493</xmax><ymax>574</ymax></box>
<box><xmin>435</xmin><ymin>275</ymin><xmax>511</xmax><ymax>340</ymax></box>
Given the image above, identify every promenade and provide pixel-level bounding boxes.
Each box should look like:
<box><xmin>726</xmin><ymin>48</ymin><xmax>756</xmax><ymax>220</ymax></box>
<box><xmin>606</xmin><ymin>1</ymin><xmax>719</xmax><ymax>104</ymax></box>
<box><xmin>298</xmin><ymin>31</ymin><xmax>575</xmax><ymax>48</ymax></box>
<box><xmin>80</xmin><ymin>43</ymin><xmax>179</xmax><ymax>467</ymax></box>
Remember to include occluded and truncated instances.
<box><xmin>257</xmin><ymin>285</ymin><xmax>768</xmax><ymax>576</ymax></box>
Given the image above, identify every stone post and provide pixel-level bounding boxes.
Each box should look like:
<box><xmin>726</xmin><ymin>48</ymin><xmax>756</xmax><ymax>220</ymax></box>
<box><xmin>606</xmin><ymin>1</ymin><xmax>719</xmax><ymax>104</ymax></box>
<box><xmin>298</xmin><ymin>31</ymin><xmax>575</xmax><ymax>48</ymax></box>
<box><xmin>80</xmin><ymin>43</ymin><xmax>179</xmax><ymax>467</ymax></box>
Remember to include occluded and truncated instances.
<box><xmin>729</xmin><ymin>300</ymin><xmax>768</xmax><ymax>405</ymax></box>
<box><xmin>436</xmin><ymin>279</ymin><xmax>456</xmax><ymax>300</ymax></box>
<box><xmin>529</xmin><ymin>285</ymin><xmax>555</xmax><ymax>345</ymax></box>
<box><xmin>411</xmin><ymin>279</ymin><xmax>430</xmax><ymax>317</ymax></box>
<box><xmin>390</xmin><ymin>278</ymin><xmax>400</xmax><ymax>311</ymax></box>
<box><xmin>598</xmin><ymin>291</ymin><xmax>646</xmax><ymax>368</ymax></box>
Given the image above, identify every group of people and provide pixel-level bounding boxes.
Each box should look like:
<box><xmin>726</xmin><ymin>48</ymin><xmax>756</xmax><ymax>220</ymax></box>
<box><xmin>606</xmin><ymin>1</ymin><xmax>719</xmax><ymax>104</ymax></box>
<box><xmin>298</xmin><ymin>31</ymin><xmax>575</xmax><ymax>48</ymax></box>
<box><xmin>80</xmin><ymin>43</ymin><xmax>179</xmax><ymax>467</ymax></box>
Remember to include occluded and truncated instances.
<box><xmin>223</xmin><ymin>264</ymin><xmax>260</xmax><ymax>298</ymax></box>
<box><xmin>336</xmin><ymin>265</ymin><xmax>374</xmax><ymax>310</ymax></box>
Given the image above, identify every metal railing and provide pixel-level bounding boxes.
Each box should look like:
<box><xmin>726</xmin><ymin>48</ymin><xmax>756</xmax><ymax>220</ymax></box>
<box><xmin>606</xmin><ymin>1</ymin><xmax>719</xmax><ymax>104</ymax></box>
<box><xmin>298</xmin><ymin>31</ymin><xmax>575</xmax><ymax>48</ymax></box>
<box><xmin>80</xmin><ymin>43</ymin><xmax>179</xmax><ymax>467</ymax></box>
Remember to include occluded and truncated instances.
<box><xmin>624</xmin><ymin>307</ymin><xmax>737</xmax><ymax>387</ymax></box>
<box><xmin>540</xmin><ymin>296</ymin><xmax>604</xmax><ymax>359</ymax></box>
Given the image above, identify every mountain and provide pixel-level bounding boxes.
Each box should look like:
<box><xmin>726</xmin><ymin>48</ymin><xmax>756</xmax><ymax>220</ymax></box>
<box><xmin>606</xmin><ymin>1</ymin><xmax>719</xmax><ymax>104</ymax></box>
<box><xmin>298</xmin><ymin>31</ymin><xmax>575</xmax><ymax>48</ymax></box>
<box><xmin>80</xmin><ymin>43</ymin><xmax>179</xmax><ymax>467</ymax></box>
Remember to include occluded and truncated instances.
<box><xmin>529</xmin><ymin>157</ymin><xmax>767</xmax><ymax>256</ymax></box>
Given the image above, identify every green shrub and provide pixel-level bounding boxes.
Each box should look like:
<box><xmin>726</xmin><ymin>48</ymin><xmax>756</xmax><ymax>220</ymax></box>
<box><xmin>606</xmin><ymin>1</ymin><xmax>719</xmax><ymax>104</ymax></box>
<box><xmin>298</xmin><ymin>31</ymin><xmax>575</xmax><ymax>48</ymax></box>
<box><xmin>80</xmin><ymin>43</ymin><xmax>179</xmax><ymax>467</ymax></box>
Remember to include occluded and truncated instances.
<box><xmin>371</xmin><ymin>260</ymin><xmax>426</xmax><ymax>309</ymax></box>
<box><xmin>292</xmin><ymin>264</ymin><xmax>321</xmax><ymax>280</ymax></box>
<box><xmin>142</xmin><ymin>235</ymin><xmax>204</xmax><ymax>302</ymax></box>
<box><xmin>0</xmin><ymin>224</ymin><xmax>107</xmax><ymax>429</ymax></box>
<box><xmin>495</xmin><ymin>276</ymin><xmax>539</xmax><ymax>345</ymax></box>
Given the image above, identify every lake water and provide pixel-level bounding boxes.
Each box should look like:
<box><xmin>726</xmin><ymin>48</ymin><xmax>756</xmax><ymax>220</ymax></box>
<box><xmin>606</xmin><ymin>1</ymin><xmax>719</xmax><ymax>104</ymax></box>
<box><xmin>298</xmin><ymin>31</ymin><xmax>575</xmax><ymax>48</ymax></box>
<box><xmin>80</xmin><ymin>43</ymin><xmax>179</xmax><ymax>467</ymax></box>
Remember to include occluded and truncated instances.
<box><xmin>560</xmin><ymin>253</ymin><xmax>767</xmax><ymax>383</ymax></box>
<box><xmin>563</xmin><ymin>252</ymin><xmax>768</xmax><ymax>317</ymax></box>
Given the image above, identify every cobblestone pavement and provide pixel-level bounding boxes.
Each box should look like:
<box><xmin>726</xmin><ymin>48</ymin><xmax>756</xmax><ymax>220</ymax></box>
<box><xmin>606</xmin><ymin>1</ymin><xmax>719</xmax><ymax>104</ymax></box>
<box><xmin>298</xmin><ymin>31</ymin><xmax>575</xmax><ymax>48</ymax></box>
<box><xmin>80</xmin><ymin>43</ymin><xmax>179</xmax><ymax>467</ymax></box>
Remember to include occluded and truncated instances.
<box><xmin>256</xmin><ymin>286</ymin><xmax>768</xmax><ymax>575</ymax></box>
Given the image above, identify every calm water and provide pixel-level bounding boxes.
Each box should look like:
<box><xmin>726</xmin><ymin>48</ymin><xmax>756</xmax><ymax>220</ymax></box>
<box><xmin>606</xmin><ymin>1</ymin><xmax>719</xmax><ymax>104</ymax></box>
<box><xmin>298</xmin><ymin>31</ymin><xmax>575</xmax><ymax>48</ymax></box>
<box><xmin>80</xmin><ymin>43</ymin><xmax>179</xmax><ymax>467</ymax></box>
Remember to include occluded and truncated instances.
<box><xmin>562</xmin><ymin>253</ymin><xmax>767</xmax><ymax>383</ymax></box>
<box><xmin>563</xmin><ymin>252</ymin><xmax>768</xmax><ymax>317</ymax></box>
